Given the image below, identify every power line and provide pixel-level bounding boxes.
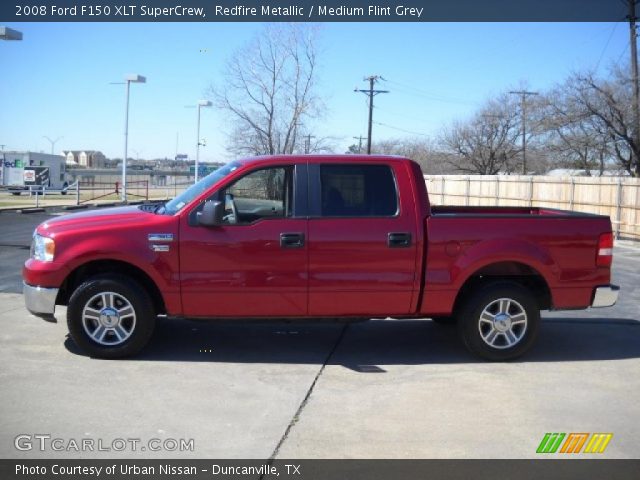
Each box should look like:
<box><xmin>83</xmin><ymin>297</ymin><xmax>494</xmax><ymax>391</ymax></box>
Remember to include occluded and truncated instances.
<box><xmin>354</xmin><ymin>75</ymin><xmax>389</xmax><ymax>154</ymax></box>
<box><xmin>374</xmin><ymin>121</ymin><xmax>429</xmax><ymax>137</ymax></box>
<box><xmin>617</xmin><ymin>43</ymin><xmax>630</xmax><ymax>64</ymax></box>
<box><xmin>383</xmin><ymin>78</ymin><xmax>479</xmax><ymax>106</ymax></box>
<box><xmin>375</xmin><ymin>105</ymin><xmax>439</xmax><ymax>126</ymax></box>
<box><xmin>595</xmin><ymin>22</ymin><xmax>619</xmax><ymax>72</ymax></box>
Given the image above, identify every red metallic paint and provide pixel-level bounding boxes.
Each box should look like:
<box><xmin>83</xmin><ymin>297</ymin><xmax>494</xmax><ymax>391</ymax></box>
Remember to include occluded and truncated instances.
<box><xmin>23</xmin><ymin>155</ymin><xmax>614</xmax><ymax>319</ymax></box>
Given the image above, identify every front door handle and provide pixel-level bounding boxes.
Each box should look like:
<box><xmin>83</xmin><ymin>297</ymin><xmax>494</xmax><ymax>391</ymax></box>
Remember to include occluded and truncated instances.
<box><xmin>388</xmin><ymin>232</ymin><xmax>411</xmax><ymax>248</ymax></box>
<box><xmin>280</xmin><ymin>232</ymin><xmax>305</xmax><ymax>249</ymax></box>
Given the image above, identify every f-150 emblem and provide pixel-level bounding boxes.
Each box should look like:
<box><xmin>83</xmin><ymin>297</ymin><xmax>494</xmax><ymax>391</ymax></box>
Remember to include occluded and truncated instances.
<box><xmin>148</xmin><ymin>233</ymin><xmax>174</xmax><ymax>242</ymax></box>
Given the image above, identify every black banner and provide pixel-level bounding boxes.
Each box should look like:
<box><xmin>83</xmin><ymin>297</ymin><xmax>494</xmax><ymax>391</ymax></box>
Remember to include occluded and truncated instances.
<box><xmin>23</xmin><ymin>167</ymin><xmax>50</xmax><ymax>187</ymax></box>
<box><xmin>2</xmin><ymin>459</ymin><xmax>640</xmax><ymax>480</ymax></box>
<box><xmin>0</xmin><ymin>0</ymin><xmax>630</xmax><ymax>23</ymax></box>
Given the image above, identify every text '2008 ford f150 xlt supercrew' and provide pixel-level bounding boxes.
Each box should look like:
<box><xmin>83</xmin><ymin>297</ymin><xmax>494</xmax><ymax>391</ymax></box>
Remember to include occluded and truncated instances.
<box><xmin>23</xmin><ymin>155</ymin><xmax>619</xmax><ymax>360</ymax></box>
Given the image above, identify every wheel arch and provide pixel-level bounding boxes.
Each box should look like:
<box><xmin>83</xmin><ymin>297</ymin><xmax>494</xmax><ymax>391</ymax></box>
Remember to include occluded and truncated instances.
<box><xmin>56</xmin><ymin>259</ymin><xmax>167</xmax><ymax>315</ymax></box>
<box><xmin>452</xmin><ymin>260</ymin><xmax>552</xmax><ymax>315</ymax></box>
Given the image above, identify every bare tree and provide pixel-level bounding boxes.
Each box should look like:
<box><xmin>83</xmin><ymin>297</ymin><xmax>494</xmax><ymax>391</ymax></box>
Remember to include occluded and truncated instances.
<box><xmin>439</xmin><ymin>93</ymin><xmax>522</xmax><ymax>174</ymax></box>
<box><xmin>369</xmin><ymin>137</ymin><xmax>452</xmax><ymax>174</ymax></box>
<box><xmin>210</xmin><ymin>24</ymin><xmax>323</xmax><ymax>156</ymax></box>
<box><xmin>561</xmin><ymin>68</ymin><xmax>639</xmax><ymax>177</ymax></box>
<box><xmin>539</xmin><ymin>85</ymin><xmax>610</xmax><ymax>175</ymax></box>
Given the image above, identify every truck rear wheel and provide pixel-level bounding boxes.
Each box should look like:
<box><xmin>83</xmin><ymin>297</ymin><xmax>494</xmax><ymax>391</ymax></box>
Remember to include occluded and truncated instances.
<box><xmin>67</xmin><ymin>274</ymin><xmax>155</xmax><ymax>359</ymax></box>
<box><xmin>457</xmin><ymin>281</ymin><xmax>539</xmax><ymax>361</ymax></box>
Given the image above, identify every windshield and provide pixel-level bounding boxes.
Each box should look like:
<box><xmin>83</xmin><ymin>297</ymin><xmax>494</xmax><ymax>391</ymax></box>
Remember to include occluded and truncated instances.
<box><xmin>162</xmin><ymin>161</ymin><xmax>241</xmax><ymax>215</ymax></box>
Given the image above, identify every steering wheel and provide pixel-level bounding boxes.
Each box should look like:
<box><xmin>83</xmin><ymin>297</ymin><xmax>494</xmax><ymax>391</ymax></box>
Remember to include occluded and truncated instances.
<box><xmin>223</xmin><ymin>193</ymin><xmax>239</xmax><ymax>224</ymax></box>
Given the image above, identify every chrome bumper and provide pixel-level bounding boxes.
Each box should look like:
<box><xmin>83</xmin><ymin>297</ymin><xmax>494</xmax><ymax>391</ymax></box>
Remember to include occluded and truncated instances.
<box><xmin>591</xmin><ymin>285</ymin><xmax>620</xmax><ymax>308</ymax></box>
<box><xmin>23</xmin><ymin>282</ymin><xmax>58</xmax><ymax>321</ymax></box>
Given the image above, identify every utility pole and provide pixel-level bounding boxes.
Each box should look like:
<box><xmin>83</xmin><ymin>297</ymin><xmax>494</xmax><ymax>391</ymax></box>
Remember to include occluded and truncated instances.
<box><xmin>509</xmin><ymin>90</ymin><xmax>538</xmax><ymax>174</ymax></box>
<box><xmin>353</xmin><ymin>135</ymin><xmax>366</xmax><ymax>154</ymax></box>
<box><xmin>304</xmin><ymin>134</ymin><xmax>315</xmax><ymax>154</ymax></box>
<box><xmin>629</xmin><ymin>0</ymin><xmax>640</xmax><ymax>175</ymax></box>
<box><xmin>355</xmin><ymin>76</ymin><xmax>388</xmax><ymax>154</ymax></box>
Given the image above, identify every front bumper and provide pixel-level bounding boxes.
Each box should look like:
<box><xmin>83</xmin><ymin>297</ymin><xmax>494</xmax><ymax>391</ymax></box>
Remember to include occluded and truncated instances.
<box><xmin>591</xmin><ymin>285</ymin><xmax>620</xmax><ymax>308</ymax></box>
<box><xmin>23</xmin><ymin>282</ymin><xmax>58</xmax><ymax>321</ymax></box>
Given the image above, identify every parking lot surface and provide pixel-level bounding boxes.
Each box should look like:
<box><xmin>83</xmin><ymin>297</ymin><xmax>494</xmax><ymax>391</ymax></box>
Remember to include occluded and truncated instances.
<box><xmin>0</xmin><ymin>210</ymin><xmax>638</xmax><ymax>458</ymax></box>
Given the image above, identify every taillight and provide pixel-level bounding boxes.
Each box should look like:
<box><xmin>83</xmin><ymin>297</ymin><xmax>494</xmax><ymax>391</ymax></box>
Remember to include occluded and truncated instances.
<box><xmin>597</xmin><ymin>232</ymin><xmax>613</xmax><ymax>267</ymax></box>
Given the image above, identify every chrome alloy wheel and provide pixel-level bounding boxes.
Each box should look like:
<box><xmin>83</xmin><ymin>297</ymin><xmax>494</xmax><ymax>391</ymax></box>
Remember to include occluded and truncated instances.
<box><xmin>81</xmin><ymin>292</ymin><xmax>137</xmax><ymax>346</ymax></box>
<box><xmin>477</xmin><ymin>298</ymin><xmax>527</xmax><ymax>349</ymax></box>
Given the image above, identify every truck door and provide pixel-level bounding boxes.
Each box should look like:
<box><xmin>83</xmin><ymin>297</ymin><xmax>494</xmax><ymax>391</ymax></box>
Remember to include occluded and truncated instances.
<box><xmin>179</xmin><ymin>163</ymin><xmax>309</xmax><ymax>317</ymax></box>
<box><xmin>307</xmin><ymin>161</ymin><xmax>418</xmax><ymax>316</ymax></box>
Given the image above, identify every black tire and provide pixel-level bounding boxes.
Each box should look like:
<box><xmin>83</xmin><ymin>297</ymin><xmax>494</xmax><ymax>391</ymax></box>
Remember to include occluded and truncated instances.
<box><xmin>11</xmin><ymin>192</ymin><xmax>21</xmax><ymax>196</ymax></box>
<box><xmin>67</xmin><ymin>274</ymin><xmax>155</xmax><ymax>359</ymax></box>
<box><xmin>457</xmin><ymin>281</ymin><xmax>540</xmax><ymax>361</ymax></box>
<box><xmin>431</xmin><ymin>316</ymin><xmax>456</xmax><ymax>325</ymax></box>
<box><xmin>61</xmin><ymin>182</ymin><xmax>68</xmax><ymax>195</ymax></box>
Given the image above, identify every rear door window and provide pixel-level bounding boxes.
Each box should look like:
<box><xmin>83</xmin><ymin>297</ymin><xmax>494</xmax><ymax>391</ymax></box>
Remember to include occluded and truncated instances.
<box><xmin>319</xmin><ymin>164</ymin><xmax>398</xmax><ymax>217</ymax></box>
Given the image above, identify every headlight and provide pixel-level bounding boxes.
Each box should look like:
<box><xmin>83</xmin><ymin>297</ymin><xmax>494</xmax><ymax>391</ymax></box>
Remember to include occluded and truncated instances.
<box><xmin>31</xmin><ymin>233</ymin><xmax>55</xmax><ymax>262</ymax></box>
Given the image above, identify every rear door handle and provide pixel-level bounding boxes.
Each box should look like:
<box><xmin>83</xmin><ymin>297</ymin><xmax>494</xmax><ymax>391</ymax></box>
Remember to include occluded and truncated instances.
<box><xmin>388</xmin><ymin>232</ymin><xmax>411</xmax><ymax>248</ymax></box>
<box><xmin>280</xmin><ymin>232</ymin><xmax>305</xmax><ymax>248</ymax></box>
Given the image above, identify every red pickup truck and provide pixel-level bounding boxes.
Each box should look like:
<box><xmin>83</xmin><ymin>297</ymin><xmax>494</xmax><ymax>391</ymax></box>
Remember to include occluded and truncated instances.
<box><xmin>23</xmin><ymin>155</ymin><xmax>619</xmax><ymax>361</ymax></box>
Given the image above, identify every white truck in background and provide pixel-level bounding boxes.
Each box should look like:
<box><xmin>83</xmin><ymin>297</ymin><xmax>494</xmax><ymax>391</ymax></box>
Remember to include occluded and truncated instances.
<box><xmin>0</xmin><ymin>151</ymin><xmax>69</xmax><ymax>195</ymax></box>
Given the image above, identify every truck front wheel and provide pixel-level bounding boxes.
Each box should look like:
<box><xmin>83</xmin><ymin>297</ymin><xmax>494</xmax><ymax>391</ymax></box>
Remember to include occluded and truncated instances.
<box><xmin>457</xmin><ymin>281</ymin><xmax>540</xmax><ymax>361</ymax></box>
<box><xmin>67</xmin><ymin>275</ymin><xmax>156</xmax><ymax>359</ymax></box>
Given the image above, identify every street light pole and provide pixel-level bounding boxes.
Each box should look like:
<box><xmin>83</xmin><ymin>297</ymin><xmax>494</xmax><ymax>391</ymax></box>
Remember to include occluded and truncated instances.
<box><xmin>0</xmin><ymin>26</ymin><xmax>22</xmax><ymax>41</ymax></box>
<box><xmin>43</xmin><ymin>136</ymin><xmax>62</xmax><ymax>155</ymax></box>
<box><xmin>195</xmin><ymin>100</ymin><xmax>212</xmax><ymax>183</ymax></box>
<box><xmin>121</xmin><ymin>74</ymin><xmax>145</xmax><ymax>202</ymax></box>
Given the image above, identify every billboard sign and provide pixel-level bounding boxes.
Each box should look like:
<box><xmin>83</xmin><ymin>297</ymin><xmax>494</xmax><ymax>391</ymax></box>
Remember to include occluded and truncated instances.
<box><xmin>24</xmin><ymin>167</ymin><xmax>50</xmax><ymax>186</ymax></box>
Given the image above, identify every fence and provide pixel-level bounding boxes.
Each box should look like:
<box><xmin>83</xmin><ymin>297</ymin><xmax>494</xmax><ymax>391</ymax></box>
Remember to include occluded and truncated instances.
<box><xmin>72</xmin><ymin>175</ymin><xmax>192</xmax><ymax>203</ymax></box>
<box><xmin>1</xmin><ymin>178</ymin><xmax>198</xmax><ymax>210</ymax></box>
<box><xmin>424</xmin><ymin>174</ymin><xmax>640</xmax><ymax>241</ymax></box>
<box><xmin>16</xmin><ymin>180</ymin><xmax>149</xmax><ymax>207</ymax></box>
<box><xmin>77</xmin><ymin>180</ymin><xmax>149</xmax><ymax>204</ymax></box>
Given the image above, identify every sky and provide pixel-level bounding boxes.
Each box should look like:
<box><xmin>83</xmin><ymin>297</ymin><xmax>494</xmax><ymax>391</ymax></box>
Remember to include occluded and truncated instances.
<box><xmin>0</xmin><ymin>21</ymin><xmax>631</xmax><ymax>163</ymax></box>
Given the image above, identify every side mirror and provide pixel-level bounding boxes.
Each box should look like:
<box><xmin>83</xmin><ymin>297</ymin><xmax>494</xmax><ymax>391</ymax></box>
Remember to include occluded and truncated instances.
<box><xmin>197</xmin><ymin>200</ymin><xmax>224</xmax><ymax>226</ymax></box>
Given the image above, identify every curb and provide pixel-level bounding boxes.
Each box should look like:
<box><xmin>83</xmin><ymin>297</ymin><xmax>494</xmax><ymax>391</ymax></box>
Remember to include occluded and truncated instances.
<box><xmin>92</xmin><ymin>202</ymin><xmax>118</xmax><ymax>208</ymax></box>
<box><xmin>63</xmin><ymin>205</ymin><xmax>89</xmax><ymax>211</ymax></box>
<box><xmin>16</xmin><ymin>208</ymin><xmax>46</xmax><ymax>214</ymax></box>
<box><xmin>0</xmin><ymin>199</ymin><xmax>165</xmax><ymax>215</ymax></box>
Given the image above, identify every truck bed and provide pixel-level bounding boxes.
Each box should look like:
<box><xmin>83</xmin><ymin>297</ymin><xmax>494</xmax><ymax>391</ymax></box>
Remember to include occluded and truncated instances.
<box><xmin>431</xmin><ymin>205</ymin><xmax>605</xmax><ymax>218</ymax></box>
<box><xmin>422</xmin><ymin>205</ymin><xmax>613</xmax><ymax>314</ymax></box>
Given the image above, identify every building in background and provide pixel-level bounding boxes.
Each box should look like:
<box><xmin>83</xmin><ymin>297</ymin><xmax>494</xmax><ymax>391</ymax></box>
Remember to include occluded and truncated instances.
<box><xmin>62</xmin><ymin>150</ymin><xmax>106</xmax><ymax>168</ymax></box>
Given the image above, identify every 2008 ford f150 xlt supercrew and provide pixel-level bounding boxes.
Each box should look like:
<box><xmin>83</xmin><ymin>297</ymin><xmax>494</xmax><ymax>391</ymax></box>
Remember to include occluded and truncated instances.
<box><xmin>23</xmin><ymin>155</ymin><xmax>619</xmax><ymax>360</ymax></box>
